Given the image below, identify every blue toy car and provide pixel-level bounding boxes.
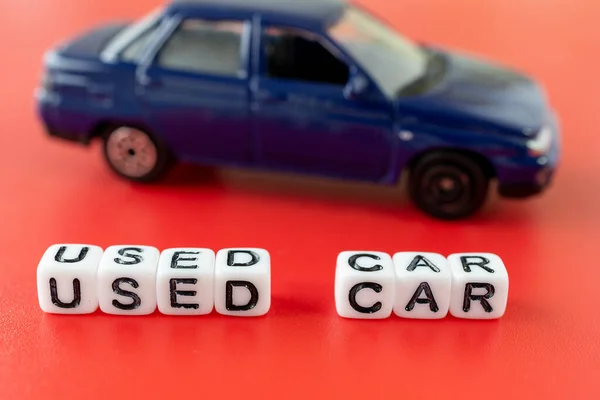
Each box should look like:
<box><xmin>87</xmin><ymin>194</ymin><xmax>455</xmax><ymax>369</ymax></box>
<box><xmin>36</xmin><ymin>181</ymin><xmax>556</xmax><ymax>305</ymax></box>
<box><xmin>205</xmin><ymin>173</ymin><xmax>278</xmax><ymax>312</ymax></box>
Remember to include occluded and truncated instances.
<box><xmin>35</xmin><ymin>0</ymin><xmax>560</xmax><ymax>219</ymax></box>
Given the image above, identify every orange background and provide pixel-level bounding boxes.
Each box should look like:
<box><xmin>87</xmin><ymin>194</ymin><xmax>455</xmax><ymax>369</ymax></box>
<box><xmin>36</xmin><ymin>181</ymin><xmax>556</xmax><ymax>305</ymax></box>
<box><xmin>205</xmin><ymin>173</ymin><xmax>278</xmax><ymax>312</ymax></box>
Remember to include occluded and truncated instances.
<box><xmin>1</xmin><ymin>0</ymin><xmax>599</xmax><ymax>398</ymax></box>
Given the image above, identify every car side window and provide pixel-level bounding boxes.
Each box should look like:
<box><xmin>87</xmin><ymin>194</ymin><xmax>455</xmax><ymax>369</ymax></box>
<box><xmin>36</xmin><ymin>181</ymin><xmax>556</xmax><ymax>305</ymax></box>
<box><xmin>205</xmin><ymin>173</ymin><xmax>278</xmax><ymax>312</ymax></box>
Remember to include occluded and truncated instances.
<box><xmin>156</xmin><ymin>18</ymin><xmax>247</xmax><ymax>77</ymax></box>
<box><xmin>262</xmin><ymin>26</ymin><xmax>349</xmax><ymax>86</ymax></box>
<box><xmin>120</xmin><ymin>24</ymin><xmax>160</xmax><ymax>62</ymax></box>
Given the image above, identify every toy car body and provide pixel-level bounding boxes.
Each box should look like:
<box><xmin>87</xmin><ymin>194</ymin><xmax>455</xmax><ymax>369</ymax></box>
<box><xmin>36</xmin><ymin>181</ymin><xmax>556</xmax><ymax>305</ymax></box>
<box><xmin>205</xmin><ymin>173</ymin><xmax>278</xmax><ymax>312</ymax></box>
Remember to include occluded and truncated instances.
<box><xmin>35</xmin><ymin>0</ymin><xmax>560</xmax><ymax>219</ymax></box>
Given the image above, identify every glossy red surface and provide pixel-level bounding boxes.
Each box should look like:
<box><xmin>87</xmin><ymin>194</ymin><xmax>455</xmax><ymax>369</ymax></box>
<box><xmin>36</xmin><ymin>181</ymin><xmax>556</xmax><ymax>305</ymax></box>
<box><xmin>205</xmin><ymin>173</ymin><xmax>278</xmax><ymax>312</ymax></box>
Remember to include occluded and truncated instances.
<box><xmin>1</xmin><ymin>0</ymin><xmax>600</xmax><ymax>398</ymax></box>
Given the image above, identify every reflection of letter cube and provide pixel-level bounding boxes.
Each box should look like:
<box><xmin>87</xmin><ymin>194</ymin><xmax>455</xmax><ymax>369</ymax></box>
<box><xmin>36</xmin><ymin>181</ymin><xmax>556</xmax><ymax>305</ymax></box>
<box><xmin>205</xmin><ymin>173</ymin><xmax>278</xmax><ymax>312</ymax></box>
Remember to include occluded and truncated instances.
<box><xmin>97</xmin><ymin>245</ymin><xmax>160</xmax><ymax>316</ymax></box>
<box><xmin>156</xmin><ymin>248</ymin><xmax>215</xmax><ymax>315</ymax></box>
<box><xmin>335</xmin><ymin>251</ymin><xmax>395</xmax><ymax>319</ymax></box>
<box><xmin>393</xmin><ymin>252</ymin><xmax>451</xmax><ymax>319</ymax></box>
<box><xmin>214</xmin><ymin>248</ymin><xmax>271</xmax><ymax>317</ymax></box>
<box><xmin>37</xmin><ymin>244</ymin><xmax>103</xmax><ymax>314</ymax></box>
<box><xmin>448</xmin><ymin>253</ymin><xmax>509</xmax><ymax>319</ymax></box>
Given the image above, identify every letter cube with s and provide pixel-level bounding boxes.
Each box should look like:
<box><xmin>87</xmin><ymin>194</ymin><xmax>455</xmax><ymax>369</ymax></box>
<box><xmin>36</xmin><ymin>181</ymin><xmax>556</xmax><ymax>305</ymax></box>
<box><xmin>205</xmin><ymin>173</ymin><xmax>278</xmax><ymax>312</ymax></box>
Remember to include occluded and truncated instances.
<box><xmin>97</xmin><ymin>245</ymin><xmax>160</xmax><ymax>315</ymax></box>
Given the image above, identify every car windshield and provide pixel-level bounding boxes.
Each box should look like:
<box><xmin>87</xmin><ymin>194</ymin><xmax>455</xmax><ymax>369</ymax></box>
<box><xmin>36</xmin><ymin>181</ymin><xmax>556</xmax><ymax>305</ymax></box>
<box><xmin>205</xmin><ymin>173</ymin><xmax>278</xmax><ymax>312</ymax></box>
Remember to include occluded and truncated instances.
<box><xmin>101</xmin><ymin>7</ymin><xmax>163</xmax><ymax>61</ymax></box>
<box><xmin>328</xmin><ymin>6</ymin><xmax>428</xmax><ymax>98</ymax></box>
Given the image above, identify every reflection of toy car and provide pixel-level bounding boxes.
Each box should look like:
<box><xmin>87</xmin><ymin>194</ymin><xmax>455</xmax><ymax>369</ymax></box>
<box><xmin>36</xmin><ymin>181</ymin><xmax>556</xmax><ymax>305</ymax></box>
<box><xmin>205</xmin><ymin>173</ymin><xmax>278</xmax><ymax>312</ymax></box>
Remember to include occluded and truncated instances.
<box><xmin>35</xmin><ymin>0</ymin><xmax>560</xmax><ymax>219</ymax></box>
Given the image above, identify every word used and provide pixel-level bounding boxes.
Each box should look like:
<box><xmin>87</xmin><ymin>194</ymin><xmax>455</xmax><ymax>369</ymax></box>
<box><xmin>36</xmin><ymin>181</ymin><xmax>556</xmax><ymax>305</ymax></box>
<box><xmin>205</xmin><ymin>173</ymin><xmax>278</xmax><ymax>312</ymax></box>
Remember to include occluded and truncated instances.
<box><xmin>37</xmin><ymin>244</ymin><xmax>271</xmax><ymax>316</ymax></box>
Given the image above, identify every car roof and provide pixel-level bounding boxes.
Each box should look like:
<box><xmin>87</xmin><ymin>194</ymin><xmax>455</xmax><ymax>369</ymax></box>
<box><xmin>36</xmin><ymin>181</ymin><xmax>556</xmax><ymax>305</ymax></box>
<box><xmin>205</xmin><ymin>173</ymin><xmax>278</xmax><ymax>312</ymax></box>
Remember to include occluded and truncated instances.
<box><xmin>166</xmin><ymin>0</ymin><xmax>348</xmax><ymax>29</ymax></box>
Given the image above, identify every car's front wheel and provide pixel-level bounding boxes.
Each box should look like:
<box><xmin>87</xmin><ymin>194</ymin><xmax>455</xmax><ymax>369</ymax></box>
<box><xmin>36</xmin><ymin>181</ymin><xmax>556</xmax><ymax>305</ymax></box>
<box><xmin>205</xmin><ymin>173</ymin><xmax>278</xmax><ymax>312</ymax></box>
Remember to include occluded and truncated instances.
<box><xmin>102</xmin><ymin>125</ymin><xmax>173</xmax><ymax>182</ymax></box>
<box><xmin>408</xmin><ymin>151</ymin><xmax>490</xmax><ymax>220</ymax></box>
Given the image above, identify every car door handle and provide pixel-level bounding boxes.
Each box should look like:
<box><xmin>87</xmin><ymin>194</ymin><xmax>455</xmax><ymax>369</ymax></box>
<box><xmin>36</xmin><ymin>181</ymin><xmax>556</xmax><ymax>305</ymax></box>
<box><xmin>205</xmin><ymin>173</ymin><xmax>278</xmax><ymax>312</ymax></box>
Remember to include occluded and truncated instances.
<box><xmin>137</xmin><ymin>72</ymin><xmax>163</xmax><ymax>89</ymax></box>
<box><xmin>255</xmin><ymin>90</ymin><xmax>286</xmax><ymax>102</ymax></box>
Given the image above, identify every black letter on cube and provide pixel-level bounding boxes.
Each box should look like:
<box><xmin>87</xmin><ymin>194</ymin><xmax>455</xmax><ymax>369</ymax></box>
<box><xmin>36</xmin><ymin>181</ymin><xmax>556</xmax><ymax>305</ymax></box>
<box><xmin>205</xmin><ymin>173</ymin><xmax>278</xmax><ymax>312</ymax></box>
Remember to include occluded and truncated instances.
<box><xmin>348</xmin><ymin>253</ymin><xmax>383</xmax><ymax>272</ymax></box>
<box><xmin>406</xmin><ymin>255</ymin><xmax>441</xmax><ymax>272</ymax></box>
<box><xmin>112</xmin><ymin>278</ymin><xmax>142</xmax><ymax>310</ymax></box>
<box><xmin>227</xmin><ymin>250</ymin><xmax>260</xmax><ymax>267</ymax></box>
<box><xmin>114</xmin><ymin>247</ymin><xmax>144</xmax><ymax>265</ymax></box>
<box><xmin>463</xmin><ymin>283</ymin><xmax>495</xmax><ymax>312</ymax></box>
<box><xmin>226</xmin><ymin>280</ymin><xmax>259</xmax><ymax>311</ymax></box>
<box><xmin>460</xmin><ymin>256</ymin><xmax>494</xmax><ymax>273</ymax></box>
<box><xmin>171</xmin><ymin>251</ymin><xmax>200</xmax><ymax>269</ymax></box>
<box><xmin>170</xmin><ymin>278</ymin><xmax>199</xmax><ymax>309</ymax></box>
<box><xmin>55</xmin><ymin>246</ymin><xmax>89</xmax><ymax>263</ymax></box>
<box><xmin>349</xmin><ymin>282</ymin><xmax>383</xmax><ymax>313</ymax></box>
<box><xmin>405</xmin><ymin>282</ymin><xmax>439</xmax><ymax>312</ymax></box>
<box><xmin>49</xmin><ymin>277</ymin><xmax>81</xmax><ymax>308</ymax></box>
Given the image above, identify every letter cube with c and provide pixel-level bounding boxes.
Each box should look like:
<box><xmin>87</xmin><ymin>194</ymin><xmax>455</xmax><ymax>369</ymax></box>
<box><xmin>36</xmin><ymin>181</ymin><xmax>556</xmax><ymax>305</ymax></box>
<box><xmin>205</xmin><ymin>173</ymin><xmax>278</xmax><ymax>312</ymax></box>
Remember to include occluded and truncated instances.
<box><xmin>214</xmin><ymin>248</ymin><xmax>271</xmax><ymax>317</ymax></box>
<box><xmin>335</xmin><ymin>251</ymin><xmax>395</xmax><ymax>319</ymax></box>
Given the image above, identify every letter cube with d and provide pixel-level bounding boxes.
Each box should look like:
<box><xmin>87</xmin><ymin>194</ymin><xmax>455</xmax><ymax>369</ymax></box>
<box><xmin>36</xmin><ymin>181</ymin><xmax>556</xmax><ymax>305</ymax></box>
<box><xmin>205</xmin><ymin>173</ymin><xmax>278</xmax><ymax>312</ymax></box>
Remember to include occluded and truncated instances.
<box><xmin>214</xmin><ymin>248</ymin><xmax>271</xmax><ymax>317</ymax></box>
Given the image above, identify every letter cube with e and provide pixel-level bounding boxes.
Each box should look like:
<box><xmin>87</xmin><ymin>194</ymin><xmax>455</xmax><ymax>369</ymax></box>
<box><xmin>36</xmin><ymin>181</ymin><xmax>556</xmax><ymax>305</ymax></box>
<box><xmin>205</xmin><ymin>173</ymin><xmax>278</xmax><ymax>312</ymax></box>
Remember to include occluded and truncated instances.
<box><xmin>335</xmin><ymin>251</ymin><xmax>395</xmax><ymax>319</ymax></box>
<box><xmin>37</xmin><ymin>244</ymin><xmax>104</xmax><ymax>314</ymax></box>
<box><xmin>448</xmin><ymin>253</ymin><xmax>509</xmax><ymax>319</ymax></box>
<box><xmin>97</xmin><ymin>245</ymin><xmax>160</xmax><ymax>315</ymax></box>
<box><xmin>393</xmin><ymin>252</ymin><xmax>451</xmax><ymax>319</ymax></box>
<box><xmin>156</xmin><ymin>248</ymin><xmax>215</xmax><ymax>315</ymax></box>
<box><xmin>214</xmin><ymin>248</ymin><xmax>271</xmax><ymax>316</ymax></box>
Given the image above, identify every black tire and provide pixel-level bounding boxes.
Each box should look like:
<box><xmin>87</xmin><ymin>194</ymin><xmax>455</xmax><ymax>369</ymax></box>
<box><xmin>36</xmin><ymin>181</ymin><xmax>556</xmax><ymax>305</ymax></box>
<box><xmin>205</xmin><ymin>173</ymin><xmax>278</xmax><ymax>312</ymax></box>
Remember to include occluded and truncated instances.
<box><xmin>408</xmin><ymin>151</ymin><xmax>490</xmax><ymax>220</ymax></box>
<box><xmin>101</xmin><ymin>125</ymin><xmax>174</xmax><ymax>183</ymax></box>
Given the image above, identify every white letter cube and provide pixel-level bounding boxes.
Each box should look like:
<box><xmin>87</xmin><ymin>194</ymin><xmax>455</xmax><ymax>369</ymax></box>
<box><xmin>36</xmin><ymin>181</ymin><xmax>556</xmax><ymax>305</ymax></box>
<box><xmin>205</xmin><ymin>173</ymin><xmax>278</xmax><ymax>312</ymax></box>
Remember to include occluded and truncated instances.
<box><xmin>448</xmin><ymin>253</ymin><xmax>509</xmax><ymax>319</ymax></box>
<box><xmin>97</xmin><ymin>245</ymin><xmax>160</xmax><ymax>315</ymax></box>
<box><xmin>335</xmin><ymin>251</ymin><xmax>395</xmax><ymax>319</ymax></box>
<box><xmin>393</xmin><ymin>252</ymin><xmax>451</xmax><ymax>319</ymax></box>
<box><xmin>214</xmin><ymin>248</ymin><xmax>271</xmax><ymax>316</ymax></box>
<box><xmin>156</xmin><ymin>248</ymin><xmax>215</xmax><ymax>315</ymax></box>
<box><xmin>37</xmin><ymin>244</ymin><xmax>103</xmax><ymax>314</ymax></box>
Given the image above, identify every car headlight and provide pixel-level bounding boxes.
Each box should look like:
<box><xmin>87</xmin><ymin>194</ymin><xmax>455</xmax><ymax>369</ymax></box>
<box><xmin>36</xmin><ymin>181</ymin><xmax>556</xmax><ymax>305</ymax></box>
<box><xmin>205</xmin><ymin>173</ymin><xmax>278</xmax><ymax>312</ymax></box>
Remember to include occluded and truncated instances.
<box><xmin>526</xmin><ymin>125</ymin><xmax>552</xmax><ymax>157</ymax></box>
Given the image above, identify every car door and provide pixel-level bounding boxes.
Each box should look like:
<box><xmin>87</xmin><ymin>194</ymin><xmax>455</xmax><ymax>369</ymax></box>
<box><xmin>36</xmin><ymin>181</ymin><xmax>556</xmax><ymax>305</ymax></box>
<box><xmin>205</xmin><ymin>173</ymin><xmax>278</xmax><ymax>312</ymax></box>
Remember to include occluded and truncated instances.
<box><xmin>135</xmin><ymin>15</ymin><xmax>253</xmax><ymax>165</ymax></box>
<box><xmin>251</xmin><ymin>24</ymin><xmax>396</xmax><ymax>181</ymax></box>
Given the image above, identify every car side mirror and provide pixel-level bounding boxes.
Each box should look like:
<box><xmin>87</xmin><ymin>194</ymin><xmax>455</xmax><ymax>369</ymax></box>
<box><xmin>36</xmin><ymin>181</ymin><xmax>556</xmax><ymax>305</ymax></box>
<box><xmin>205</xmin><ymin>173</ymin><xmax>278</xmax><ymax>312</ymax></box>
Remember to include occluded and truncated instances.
<box><xmin>344</xmin><ymin>71</ymin><xmax>369</xmax><ymax>100</ymax></box>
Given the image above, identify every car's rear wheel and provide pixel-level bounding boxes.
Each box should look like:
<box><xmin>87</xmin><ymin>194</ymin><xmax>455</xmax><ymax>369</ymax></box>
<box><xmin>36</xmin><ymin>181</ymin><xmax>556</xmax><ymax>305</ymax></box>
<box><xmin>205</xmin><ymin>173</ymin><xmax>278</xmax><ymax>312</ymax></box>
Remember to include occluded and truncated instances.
<box><xmin>102</xmin><ymin>125</ymin><xmax>173</xmax><ymax>182</ymax></box>
<box><xmin>408</xmin><ymin>151</ymin><xmax>490</xmax><ymax>220</ymax></box>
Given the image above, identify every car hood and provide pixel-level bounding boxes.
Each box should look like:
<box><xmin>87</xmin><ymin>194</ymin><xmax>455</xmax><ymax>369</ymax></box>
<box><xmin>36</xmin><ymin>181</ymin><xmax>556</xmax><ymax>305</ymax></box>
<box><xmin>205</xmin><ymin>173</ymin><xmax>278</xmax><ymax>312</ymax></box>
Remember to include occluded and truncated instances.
<box><xmin>56</xmin><ymin>22</ymin><xmax>129</xmax><ymax>58</ymax></box>
<box><xmin>397</xmin><ymin>49</ymin><xmax>549</xmax><ymax>136</ymax></box>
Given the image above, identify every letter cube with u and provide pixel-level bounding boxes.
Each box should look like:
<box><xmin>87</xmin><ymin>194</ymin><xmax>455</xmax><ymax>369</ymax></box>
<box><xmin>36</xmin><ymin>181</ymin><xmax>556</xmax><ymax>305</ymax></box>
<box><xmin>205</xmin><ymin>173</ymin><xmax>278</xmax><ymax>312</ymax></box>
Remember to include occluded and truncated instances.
<box><xmin>37</xmin><ymin>244</ymin><xmax>104</xmax><ymax>314</ymax></box>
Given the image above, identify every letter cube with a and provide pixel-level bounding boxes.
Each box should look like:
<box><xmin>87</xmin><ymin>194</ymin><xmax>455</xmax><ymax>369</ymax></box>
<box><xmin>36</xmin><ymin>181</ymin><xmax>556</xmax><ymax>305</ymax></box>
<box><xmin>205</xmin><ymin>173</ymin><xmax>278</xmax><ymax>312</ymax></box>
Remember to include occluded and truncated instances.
<box><xmin>335</xmin><ymin>251</ymin><xmax>395</xmax><ymax>319</ymax></box>
<box><xmin>156</xmin><ymin>248</ymin><xmax>215</xmax><ymax>315</ymax></box>
<box><xmin>393</xmin><ymin>252</ymin><xmax>451</xmax><ymax>319</ymax></box>
<box><xmin>214</xmin><ymin>248</ymin><xmax>271</xmax><ymax>316</ymax></box>
<box><xmin>448</xmin><ymin>253</ymin><xmax>509</xmax><ymax>319</ymax></box>
<box><xmin>97</xmin><ymin>245</ymin><xmax>160</xmax><ymax>315</ymax></box>
<box><xmin>37</xmin><ymin>244</ymin><xmax>103</xmax><ymax>314</ymax></box>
